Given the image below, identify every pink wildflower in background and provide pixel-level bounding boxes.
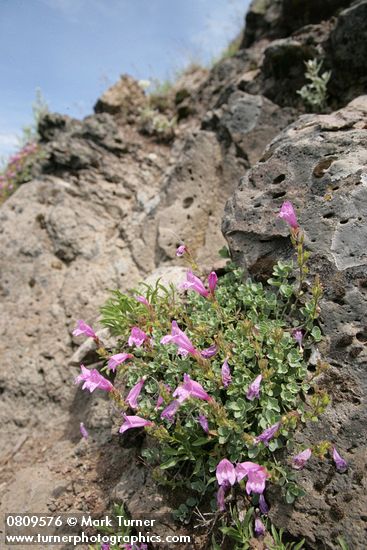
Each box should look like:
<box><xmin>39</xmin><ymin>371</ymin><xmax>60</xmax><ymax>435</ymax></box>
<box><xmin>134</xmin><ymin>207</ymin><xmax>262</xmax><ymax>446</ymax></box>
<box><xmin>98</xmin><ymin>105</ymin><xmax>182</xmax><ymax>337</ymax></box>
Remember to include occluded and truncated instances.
<box><xmin>278</xmin><ymin>201</ymin><xmax>299</xmax><ymax>229</ymax></box>
<box><xmin>173</xmin><ymin>374</ymin><xmax>211</xmax><ymax>403</ymax></box>
<box><xmin>72</xmin><ymin>320</ymin><xmax>97</xmax><ymax>340</ymax></box>
<box><xmin>119</xmin><ymin>415</ymin><xmax>152</xmax><ymax>434</ymax></box>
<box><xmin>292</xmin><ymin>329</ymin><xmax>303</xmax><ymax>351</ymax></box>
<box><xmin>246</xmin><ymin>374</ymin><xmax>262</xmax><ymax>401</ymax></box>
<box><xmin>75</xmin><ymin>365</ymin><xmax>113</xmax><ymax>393</ymax></box>
<box><xmin>292</xmin><ymin>448</ymin><xmax>312</xmax><ymax>470</ymax></box>
<box><xmin>255</xmin><ymin>422</ymin><xmax>281</xmax><ymax>446</ymax></box>
<box><xmin>235</xmin><ymin>462</ymin><xmax>270</xmax><ymax>495</ymax></box>
<box><xmin>180</xmin><ymin>271</ymin><xmax>209</xmax><ymax>297</ymax></box>
<box><xmin>221</xmin><ymin>359</ymin><xmax>232</xmax><ymax>388</ymax></box>
<box><xmin>254</xmin><ymin>517</ymin><xmax>266</xmax><ymax>537</ymax></box>
<box><xmin>176</xmin><ymin>244</ymin><xmax>187</xmax><ymax>257</ymax></box>
<box><xmin>216</xmin><ymin>458</ymin><xmax>236</xmax><ymax>487</ymax></box>
<box><xmin>160</xmin><ymin>400</ymin><xmax>181</xmax><ymax>421</ymax></box>
<box><xmin>101</xmin><ymin>544</ymin><xmax>110</xmax><ymax>550</ymax></box>
<box><xmin>160</xmin><ymin>321</ymin><xmax>199</xmax><ymax>357</ymax></box>
<box><xmin>107</xmin><ymin>353</ymin><xmax>133</xmax><ymax>371</ymax></box>
<box><xmin>134</xmin><ymin>295</ymin><xmax>150</xmax><ymax>306</ymax></box>
<box><xmin>79</xmin><ymin>422</ymin><xmax>89</xmax><ymax>439</ymax></box>
<box><xmin>128</xmin><ymin>327</ymin><xmax>148</xmax><ymax>347</ymax></box>
<box><xmin>125</xmin><ymin>378</ymin><xmax>146</xmax><ymax>409</ymax></box>
<box><xmin>208</xmin><ymin>271</ymin><xmax>218</xmax><ymax>294</ymax></box>
<box><xmin>201</xmin><ymin>344</ymin><xmax>218</xmax><ymax>358</ymax></box>
<box><xmin>333</xmin><ymin>447</ymin><xmax>348</xmax><ymax>472</ymax></box>
<box><xmin>216</xmin><ymin>484</ymin><xmax>227</xmax><ymax>511</ymax></box>
<box><xmin>198</xmin><ymin>414</ymin><xmax>209</xmax><ymax>433</ymax></box>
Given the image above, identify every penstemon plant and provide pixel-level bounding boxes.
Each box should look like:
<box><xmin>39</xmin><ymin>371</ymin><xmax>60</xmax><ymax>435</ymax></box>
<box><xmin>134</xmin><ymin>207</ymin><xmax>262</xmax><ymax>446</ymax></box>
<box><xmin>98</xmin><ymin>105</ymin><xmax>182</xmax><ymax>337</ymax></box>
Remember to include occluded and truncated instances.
<box><xmin>73</xmin><ymin>201</ymin><xmax>348</xmax><ymax>548</ymax></box>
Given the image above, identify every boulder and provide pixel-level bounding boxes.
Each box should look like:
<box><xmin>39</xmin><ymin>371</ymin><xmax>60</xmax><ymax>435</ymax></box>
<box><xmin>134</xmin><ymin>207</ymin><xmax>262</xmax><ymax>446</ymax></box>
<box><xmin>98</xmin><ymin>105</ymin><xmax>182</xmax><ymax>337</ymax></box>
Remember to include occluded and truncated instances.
<box><xmin>222</xmin><ymin>96</ymin><xmax>367</xmax><ymax>548</ymax></box>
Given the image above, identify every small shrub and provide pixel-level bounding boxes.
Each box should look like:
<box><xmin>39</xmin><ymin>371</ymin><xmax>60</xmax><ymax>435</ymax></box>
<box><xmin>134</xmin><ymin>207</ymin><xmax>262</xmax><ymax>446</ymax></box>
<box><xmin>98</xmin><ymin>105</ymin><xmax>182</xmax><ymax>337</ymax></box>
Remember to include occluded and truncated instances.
<box><xmin>297</xmin><ymin>58</ymin><xmax>331</xmax><ymax>112</ymax></box>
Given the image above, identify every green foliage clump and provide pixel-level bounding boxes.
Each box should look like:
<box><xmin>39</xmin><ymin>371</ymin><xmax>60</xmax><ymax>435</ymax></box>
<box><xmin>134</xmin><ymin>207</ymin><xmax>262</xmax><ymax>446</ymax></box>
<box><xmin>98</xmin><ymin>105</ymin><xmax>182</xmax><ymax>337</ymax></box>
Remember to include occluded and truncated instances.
<box><xmin>297</xmin><ymin>58</ymin><xmax>331</xmax><ymax>112</ymax></box>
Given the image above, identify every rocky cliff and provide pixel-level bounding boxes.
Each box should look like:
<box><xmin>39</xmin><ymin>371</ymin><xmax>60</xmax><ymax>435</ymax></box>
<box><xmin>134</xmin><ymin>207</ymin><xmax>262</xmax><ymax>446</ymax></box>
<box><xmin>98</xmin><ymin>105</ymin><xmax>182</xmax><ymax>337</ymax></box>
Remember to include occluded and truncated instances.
<box><xmin>0</xmin><ymin>1</ymin><xmax>366</xmax><ymax>548</ymax></box>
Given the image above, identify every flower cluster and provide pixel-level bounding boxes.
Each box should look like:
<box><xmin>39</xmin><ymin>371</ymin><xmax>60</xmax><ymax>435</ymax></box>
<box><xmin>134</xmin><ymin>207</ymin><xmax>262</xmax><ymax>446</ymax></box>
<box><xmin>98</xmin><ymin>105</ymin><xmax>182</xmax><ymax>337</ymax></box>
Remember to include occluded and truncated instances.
<box><xmin>0</xmin><ymin>142</ymin><xmax>41</xmax><ymax>202</ymax></box>
<box><xmin>72</xmin><ymin>201</ymin><xmax>344</xmax><ymax>546</ymax></box>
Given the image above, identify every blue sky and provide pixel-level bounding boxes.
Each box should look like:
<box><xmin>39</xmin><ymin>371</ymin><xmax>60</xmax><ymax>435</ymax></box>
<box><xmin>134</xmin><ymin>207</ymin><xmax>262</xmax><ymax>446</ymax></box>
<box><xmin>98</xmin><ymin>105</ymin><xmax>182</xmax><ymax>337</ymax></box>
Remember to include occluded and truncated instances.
<box><xmin>0</xmin><ymin>0</ymin><xmax>250</xmax><ymax>159</ymax></box>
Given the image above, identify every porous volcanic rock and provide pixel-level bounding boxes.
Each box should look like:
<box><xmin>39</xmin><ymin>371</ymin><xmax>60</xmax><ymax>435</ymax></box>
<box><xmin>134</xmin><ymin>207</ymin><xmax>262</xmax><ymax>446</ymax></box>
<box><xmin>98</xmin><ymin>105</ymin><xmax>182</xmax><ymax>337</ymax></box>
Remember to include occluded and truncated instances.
<box><xmin>222</xmin><ymin>96</ymin><xmax>367</xmax><ymax>549</ymax></box>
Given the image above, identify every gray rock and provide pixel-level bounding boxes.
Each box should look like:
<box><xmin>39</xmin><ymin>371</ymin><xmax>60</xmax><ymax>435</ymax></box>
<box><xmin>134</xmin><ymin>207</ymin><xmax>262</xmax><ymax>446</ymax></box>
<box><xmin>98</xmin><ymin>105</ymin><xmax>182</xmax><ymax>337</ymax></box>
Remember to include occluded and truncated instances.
<box><xmin>222</xmin><ymin>96</ymin><xmax>367</xmax><ymax>548</ymax></box>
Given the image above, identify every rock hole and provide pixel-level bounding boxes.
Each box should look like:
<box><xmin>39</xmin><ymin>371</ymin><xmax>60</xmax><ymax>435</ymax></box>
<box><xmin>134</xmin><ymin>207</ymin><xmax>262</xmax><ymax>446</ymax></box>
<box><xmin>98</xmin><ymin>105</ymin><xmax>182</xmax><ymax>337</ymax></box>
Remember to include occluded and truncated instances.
<box><xmin>356</xmin><ymin>329</ymin><xmax>367</xmax><ymax>342</ymax></box>
<box><xmin>254</xmin><ymin>202</ymin><xmax>262</xmax><ymax>208</ymax></box>
<box><xmin>272</xmin><ymin>174</ymin><xmax>286</xmax><ymax>184</ymax></box>
<box><xmin>323</xmin><ymin>212</ymin><xmax>335</xmax><ymax>219</ymax></box>
<box><xmin>183</xmin><ymin>197</ymin><xmax>194</xmax><ymax>209</ymax></box>
<box><xmin>272</xmin><ymin>190</ymin><xmax>286</xmax><ymax>199</ymax></box>
<box><xmin>339</xmin><ymin>219</ymin><xmax>349</xmax><ymax>224</ymax></box>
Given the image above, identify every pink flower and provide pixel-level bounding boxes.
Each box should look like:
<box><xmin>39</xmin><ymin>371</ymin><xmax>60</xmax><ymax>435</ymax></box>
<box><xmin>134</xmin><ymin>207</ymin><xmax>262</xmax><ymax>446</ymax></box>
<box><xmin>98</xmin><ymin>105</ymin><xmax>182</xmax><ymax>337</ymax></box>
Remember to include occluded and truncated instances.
<box><xmin>72</xmin><ymin>319</ymin><xmax>97</xmax><ymax>339</ymax></box>
<box><xmin>208</xmin><ymin>271</ymin><xmax>218</xmax><ymax>294</ymax></box>
<box><xmin>126</xmin><ymin>377</ymin><xmax>146</xmax><ymax>409</ymax></box>
<box><xmin>160</xmin><ymin>321</ymin><xmax>199</xmax><ymax>357</ymax></box>
<box><xmin>79</xmin><ymin>422</ymin><xmax>89</xmax><ymax>439</ymax></box>
<box><xmin>180</xmin><ymin>271</ymin><xmax>209</xmax><ymax>297</ymax></box>
<box><xmin>255</xmin><ymin>422</ymin><xmax>281</xmax><ymax>446</ymax></box>
<box><xmin>216</xmin><ymin>458</ymin><xmax>236</xmax><ymax>486</ymax></box>
<box><xmin>254</xmin><ymin>517</ymin><xmax>265</xmax><ymax>537</ymax></box>
<box><xmin>278</xmin><ymin>201</ymin><xmax>298</xmax><ymax>229</ymax></box>
<box><xmin>176</xmin><ymin>245</ymin><xmax>187</xmax><ymax>257</ymax></box>
<box><xmin>107</xmin><ymin>352</ymin><xmax>133</xmax><ymax>371</ymax></box>
<box><xmin>292</xmin><ymin>329</ymin><xmax>303</xmax><ymax>351</ymax></box>
<box><xmin>128</xmin><ymin>327</ymin><xmax>149</xmax><ymax>347</ymax></box>
<box><xmin>155</xmin><ymin>384</ymin><xmax>171</xmax><ymax>409</ymax></box>
<box><xmin>216</xmin><ymin>484</ymin><xmax>228</xmax><ymax>511</ymax></box>
<box><xmin>333</xmin><ymin>447</ymin><xmax>348</xmax><ymax>472</ymax></box>
<box><xmin>259</xmin><ymin>494</ymin><xmax>269</xmax><ymax>515</ymax></box>
<box><xmin>160</xmin><ymin>400</ymin><xmax>181</xmax><ymax>421</ymax></box>
<box><xmin>119</xmin><ymin>415</ymin><xmax>152</xmax><ymax>434</ymax></box>
<box><xmin>246</xmin><ymin>374</ymin><xmax>262</xmax><ymax>401</ymax></box>
<box><xmin>75</xmin><ymin>365</ymin><xmax>113</xmax><ymax>393</ymax></box>
<box><xmin>221</xmin><ymin>360</ymin><xmax>231</xmax><ymax>388</ymax></box>
<box><xmin>201</xmin><ymin>344</ymin><xmax>218</xmax><ymax>358</ymax></box>
<box><xmin>101</xmin><ymin>545</ymin><xmax>110</xmax><ymax>550</ymax></box>
<box><xmin>198</xmin><ymin>414</ymin><xmax>209</xmax><ymax>433</ymax></box>
<box><xmin>134</xmin><ymin>295</ymin><xmax>149</xmax><ymax>306</ymax></box>
<box><xmin>173</xmin><ymin>374</ymin><xmax>211</xmax><ymax>403</ymax></box>
<box><xmin>292</xmin><ymin>448</ymin><xmax>312</xmax><ymax>470</ymax></box>
<box><xmin>235</xmin><ymin>462</ymin><xmax>270</xmax><ymax>495</ymax></box>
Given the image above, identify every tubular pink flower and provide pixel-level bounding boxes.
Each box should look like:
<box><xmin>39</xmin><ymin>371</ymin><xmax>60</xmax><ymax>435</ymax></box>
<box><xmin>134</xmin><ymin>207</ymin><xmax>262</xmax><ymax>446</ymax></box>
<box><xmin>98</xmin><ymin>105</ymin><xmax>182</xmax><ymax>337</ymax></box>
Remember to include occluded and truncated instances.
<box><xmin>235</xmin><ymin>462</ymin><xmax>270</xmax><ymax>495</ymax></box>
<box><xmin>128</xmin><ymin>326</ymin><xmax>148</xmax><ymax>347</ymax></box>
<box><xmin>80</xmin><ymin>422</ymin><xmax>89</xmax><ymax>439</ymax></box>
<box><xmin>126</xmin><ymin>377</ymin><xmax>146</xmax><ymax>409</ymax></box>
<box><xmin>221</xmin><ymin>359</ymin><xmax>231</xmax><ymax>388</ymax></box>
<box><xmin>292</xmin><ymin>329</ymin><xmax>303</xmax><ymax>351</ymax></box>
<box><xmin>216</xmin><ymin>458</ymin><xmax>236</xmax><ymax>486</ymax></box>
<box><xmin>75</xmin><ymin>365</ymin><xmax>113</xmax><ymax>393</ymax></box>
<box><xmin>254</xmin><ymin>517</ymin><xmax>265</xmax><ymax>537</ymax></box>
<box><xmin>107</xmin><ymin>353</ymin><xmax>133</xmax><ymax>371</ymax></box>
<box><xmin>119</xmin><ymin>415</ymin><xmax>152</xmax><ymax>434</ymax></box>
<box><xmin>176</xmin><ymin>245</ymin><xmax>187</xmax><ymax>257</ymax></box>
<box><xmin>173</xmin><ymin>374</ymin><xmax>211</xmax><ymax>403</ymax></box>
<box><xmin>160</xmin><ymin>321</ymin><xmax>199</xmax><ymax>357</ymax></box>
<box><xmin>292</xmin><ymin>448</ymin><xmax>312</xmax><ymax>470</ymax></box>
<box><xmin>333</xmin><ymin>447</ymin><xmax>348</xmax><ymax>472</ymax></box>
<box><xmin>259</xmin><ymin>494</ymin><xmax>269</xmax><ymax>515</ymax></box>
<box><xmin>216</xmin><ymin>484</ymin><xmax>228</xmax><ymax>511</ymax></box>
<box><xmin>198</xmin><ymin>414</ymin><xmax>209</xmax><ymax>433</ymax></box>
<box><xmin>180</xmin><ymin>271</ymin><xmax>209</xmax><ymax>297</ymax></box>
<box><xmin>134</xmin><ymin>295</ymin><xmax>149</xmax><ymax>306</ymax></box>
<box><xmin>278</xmin><ymin>201</ymin><xmax>298</xmax><ymax>229</ymax></box>
<box><xmin>255</xmin><ymin>421</ymin><xmax>281</xmax><ymax>446</ymax></box>
<box><xmin>246</xmin><ymin>374</ymin><xmax>262</xmax><ymax>401</ymax></box>
<box><xmin>160</xmin><ymin>400</ymin><xmax>181</xmax><ymax>421</ymax></box>
<box><xmin>208</xmin><ymin>271</ymin><xmax>218</xmax><ymax>294</ymax></box>
<box><xmin>72</xmin><ymin>320</ymin><xmax>97</xmax><ymax>339</ymax></box>
<box><xmin>201</xmin><ymin>344</ymin><xmax>218</xmax><ymax>358</ymax></box>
